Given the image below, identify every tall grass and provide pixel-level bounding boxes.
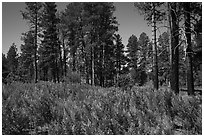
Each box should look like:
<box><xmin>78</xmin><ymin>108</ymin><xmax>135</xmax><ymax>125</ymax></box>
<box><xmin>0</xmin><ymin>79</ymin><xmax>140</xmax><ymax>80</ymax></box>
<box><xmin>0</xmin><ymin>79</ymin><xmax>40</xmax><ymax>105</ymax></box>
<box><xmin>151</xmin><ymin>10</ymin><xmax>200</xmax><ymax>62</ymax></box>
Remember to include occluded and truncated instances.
<box><xmin>2</xmin><ymin>81</ymin><xmax>202</xmax><ymax>135</ymax></box>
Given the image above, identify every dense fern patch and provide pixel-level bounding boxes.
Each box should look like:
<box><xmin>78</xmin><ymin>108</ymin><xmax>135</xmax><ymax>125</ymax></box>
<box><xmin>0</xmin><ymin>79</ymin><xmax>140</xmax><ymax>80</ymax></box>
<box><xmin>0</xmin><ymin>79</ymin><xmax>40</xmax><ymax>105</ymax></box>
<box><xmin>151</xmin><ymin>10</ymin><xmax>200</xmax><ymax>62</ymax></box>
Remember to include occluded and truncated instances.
<box><xmin>2</xmin><ymin>82</ymin><xmax>202</xmax><ymax>135</ymax></box>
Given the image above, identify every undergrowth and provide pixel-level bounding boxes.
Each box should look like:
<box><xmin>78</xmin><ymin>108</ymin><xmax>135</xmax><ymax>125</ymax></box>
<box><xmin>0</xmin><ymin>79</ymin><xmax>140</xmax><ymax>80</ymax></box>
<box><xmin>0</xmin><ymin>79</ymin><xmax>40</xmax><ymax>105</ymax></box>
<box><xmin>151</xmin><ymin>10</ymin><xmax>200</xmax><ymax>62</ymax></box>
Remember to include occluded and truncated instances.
<box><xmin>2</xmin><ymin>82</ymin><xmax>202</xmax><ymax>135</ymax></box>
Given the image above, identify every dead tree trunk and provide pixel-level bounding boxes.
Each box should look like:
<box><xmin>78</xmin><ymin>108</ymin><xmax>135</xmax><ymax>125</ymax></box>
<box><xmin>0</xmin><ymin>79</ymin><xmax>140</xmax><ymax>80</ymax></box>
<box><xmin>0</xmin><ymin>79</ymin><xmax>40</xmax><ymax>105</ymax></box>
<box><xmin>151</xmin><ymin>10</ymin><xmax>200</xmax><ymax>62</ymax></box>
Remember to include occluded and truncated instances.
<box><xmin>184</xmin><ymin>2</ymin><xmax>194</xmax><ymax>95</ymax></box>
<box><xmin>152</xmin><ymin>3</ymin><xmax>159</xmax><ymax>90</ymax></box>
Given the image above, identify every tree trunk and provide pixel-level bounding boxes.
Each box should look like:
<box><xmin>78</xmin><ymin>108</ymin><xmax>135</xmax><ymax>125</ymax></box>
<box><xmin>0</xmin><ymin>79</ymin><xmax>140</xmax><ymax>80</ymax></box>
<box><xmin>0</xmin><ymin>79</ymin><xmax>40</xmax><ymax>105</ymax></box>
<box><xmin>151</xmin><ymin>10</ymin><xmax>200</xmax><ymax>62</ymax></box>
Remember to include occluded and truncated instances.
<box><xmin>56</xmin><ymin>59</ymin><xmax>59</xmax><ymax>83</ymax></box>
<box><xmin>184</xmin><ymin>2</ymin><xmax>194</xmax><ymax>95</ymax></box>
<box><xmin>151</xmin><ymin>3</ymin><xmax>159</xmax><ymax>90</ymax></box>
<box><xmin>52</xmin><ymin>61</ymin><xmax>56</xmax><ymax>83</ymax></box>
<box><xmin>170</xmin><ymin>3</ymin><xmax>179</xmax><ymax>94</ymax></box>
<box><xmin>59</xmin><ymin>43</ymin><xmax>63</xmax><ymax>78</ymax></box>
<box><xmin>34</xmin><ymin>7</ymin><xmax>38</xmax><ymax>83</ymax></box>
<box><xmin>167</xmin><ymin>3</ymin><xmax>172</xmax><ymax>86</ymax></box>
<box><xmin>82</xmin><ymin>44</ymin><xmax>89</xmax><ymax>84</ymax></box>
<box><xmin>85</xmin><ymin>56</ymin><xmax>89</xmax><ymax>84</ymax></box>
<box><xmin>100</xmin><ymin>44</ymin><xmax>105</xmax><ymax>87</ymax></box>
<box><xmin>62</xmin><ymin>38</ymin><xmax>66</xmax><ymax>77</ymax></box>
<box><xmin>72</xmin><ymin>52</ymin><xmax>76</xmax><ymax>72</ymax></box>
<box><xmin>91</xmin><ymin>46</ymin><xmax>95</xmax><ymax>86</ymax></box>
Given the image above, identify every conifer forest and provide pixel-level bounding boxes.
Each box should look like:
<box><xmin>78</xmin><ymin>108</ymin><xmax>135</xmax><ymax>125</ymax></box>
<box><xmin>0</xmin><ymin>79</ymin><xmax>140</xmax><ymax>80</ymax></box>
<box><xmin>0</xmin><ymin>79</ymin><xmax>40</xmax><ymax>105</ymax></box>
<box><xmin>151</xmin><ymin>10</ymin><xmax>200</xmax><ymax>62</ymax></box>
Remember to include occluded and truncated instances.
<box><xmin>2</xmin><ymin>2</ymin><xmax>202</xmax><ymax>135</ymax></box>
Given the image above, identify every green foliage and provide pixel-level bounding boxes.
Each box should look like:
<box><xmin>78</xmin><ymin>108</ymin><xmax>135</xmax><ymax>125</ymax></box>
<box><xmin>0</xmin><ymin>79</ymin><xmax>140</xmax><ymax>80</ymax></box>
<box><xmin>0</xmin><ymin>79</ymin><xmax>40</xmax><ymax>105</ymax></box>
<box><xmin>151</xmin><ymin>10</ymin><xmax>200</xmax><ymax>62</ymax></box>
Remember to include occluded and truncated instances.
<box><xmin>7</xmin><ymin>43</ymin><xmax>19</xmax><ymax>73</ymax></box>
<box><xmin>126</xmin><ymin>32</ymin><xmax>150</xmax><ymax>86</ymax></box>
<box><xmin>39</xmin><ymin>2</ymin><xmax>60</xmax><ymax>82</ymax></box>
<box><xmin>134</xmin><ymin>2</ymin><xmax>166</xmax><ymax>25</ymax></box>
<box><xmin>2</xmin><ymin>82</ymin><xmax>201</xmax><ymax>135</ymax></box>
<box><xmin>21</xmin><ymin>2</ymin><xmax>43</xmax><ymax>83</ymax></box>
<box><xmin>59</xmin><ymin>2</ymin><xmax>119</xmax><ymax>85</ymax></box>
<box><xmin>18</xmin><ymin>30</ymin><xmax>35</xmax><ymax>82</ymax></box>
<box><xmin>157</xmin><ymin>32</ymin><xmax>170</xmax><ymax>85</ymax></box>
<box><xmin>126</xmin><ymin>34</ymin><xmax>138</xmax><ymax>70</ymax></box>
<box><xmin>117</xmin><ymin>74</ymin><xmax>133</xmax><ymax>90</ymax></box>
<box><xmin>113</xmin><ymin>34</ymin><xmax>128</xmax><ymax>84</ymax></box>
<box><xmin>2</xmin><ymin>53</ymin><xmax>9</xmax><ymax>83</ymax></box>
<box><xmin>21</xmin><ymin>2</ymin><xmax>43</xmax><ymax>26</ymax></box>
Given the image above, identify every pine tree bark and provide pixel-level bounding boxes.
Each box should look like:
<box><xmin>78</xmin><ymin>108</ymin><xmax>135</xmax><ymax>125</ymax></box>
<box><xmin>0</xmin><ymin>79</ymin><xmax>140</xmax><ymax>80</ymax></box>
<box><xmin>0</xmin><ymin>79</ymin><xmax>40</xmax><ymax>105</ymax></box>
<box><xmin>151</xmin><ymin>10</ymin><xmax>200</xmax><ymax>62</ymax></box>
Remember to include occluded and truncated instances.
<box><xmin>170</xmin><ymin>3</ymin><xmax>179</xmax><ymax>94</ymax></box>
<box><xmin>184</xmin><ymin>2</ymin><xmax>194</xmax><ymax>95</ymax></box>
<box><xmin>152</xmin><ymin>3</ymin><xmax>159</xmax><ymax>90</ymax></box>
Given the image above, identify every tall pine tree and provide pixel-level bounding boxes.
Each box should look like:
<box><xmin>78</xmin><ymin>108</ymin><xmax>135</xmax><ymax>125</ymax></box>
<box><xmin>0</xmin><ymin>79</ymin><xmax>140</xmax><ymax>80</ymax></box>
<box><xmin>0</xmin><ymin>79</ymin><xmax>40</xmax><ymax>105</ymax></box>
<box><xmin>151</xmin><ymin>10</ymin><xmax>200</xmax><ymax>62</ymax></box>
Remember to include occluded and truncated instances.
<box><xmin>126</xmin><ymin>35</ymin><xmax>139</xmax><ymax>84</ymax></box>
<box><xmin>7</xmin><ymin>43</ymin><xmax>19</xmax><ymax>74</ymax></box>
<box><xmin>19</xmin><ymin>30</ymin><xmax>35</xmax><ymax>82</ymax></box>
<box><xmin>137</xmin><ymin>32</ymin><xmax>150</xmax><ymax>85</ymax></box>
<box><xmin>113</xmin><ymin>34</ymin><xmax>127</xmax><ymax>86</ymax></box>
<box><xmin>39</xmin><ymin>2</ymin><xmax>60</xmax><ymax>82</ymax></box>
<box><xmin>21</xmin><ymin>2</ymin><xmax>43</xmax><ymax>83</ymax></box>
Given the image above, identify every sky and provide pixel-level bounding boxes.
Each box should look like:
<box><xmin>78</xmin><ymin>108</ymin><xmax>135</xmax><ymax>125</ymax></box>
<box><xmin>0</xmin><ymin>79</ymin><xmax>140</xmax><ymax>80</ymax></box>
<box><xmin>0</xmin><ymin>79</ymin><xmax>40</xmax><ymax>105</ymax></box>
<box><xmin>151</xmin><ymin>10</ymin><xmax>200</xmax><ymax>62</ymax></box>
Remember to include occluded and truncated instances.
<box><xmin>2</xmin><ymin>2</ymin><xmax>153</xmax><ymax>54</ymax></box>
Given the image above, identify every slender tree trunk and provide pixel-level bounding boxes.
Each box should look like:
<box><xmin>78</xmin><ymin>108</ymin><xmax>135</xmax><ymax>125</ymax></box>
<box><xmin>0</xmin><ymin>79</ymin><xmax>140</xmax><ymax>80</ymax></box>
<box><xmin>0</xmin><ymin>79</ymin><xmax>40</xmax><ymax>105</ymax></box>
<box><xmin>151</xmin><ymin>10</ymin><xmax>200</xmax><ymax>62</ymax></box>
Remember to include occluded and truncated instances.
<box><xmin>85</xmin><ymin>55</ymin><xmax>89</xmax><ymax>84</ymax></box>
<box><xmin>100</xmin><ymin>44</ymin><xmax>105</xmax><ymax>87</ymax></box>
<box><xmin>116</xmin><ymin>46</ymin><xmax>121</xmax><ymax>87</ymax></box>
<box><xmin>91</xmin><ymin>46</ymin><xmax>95</xmax><ymax>86</ymax></box>
<box><xmin>152</xmin><ymin>3</ymin><xmax>159</xmax><ymax>90</ymax></box>
<box><xmin>81</xmin><ymin>41</ymin><xmax>89</xmax><ymax>84</ymax></box>
<box><xmin>55</xmin><ymin>59</ymin><xmax>60</xmax><ymax>83</ymax></box>
<box><xmin>99</xmin><ymin>48</ymin><xmax>103</xmax><ymax>87</ymax></box>
<box><xmin>34</xmin><ymin>8</ymin><xmax>38</xmax><ymax>83</ymax></box>
<box><xmin>73</xmin><ymin>52</ymin><xmax>76</xmax><ymax>72</ymax></box>
<box><xmin>62</xmin><ymin>38</ymin><xmax>66</xmax><ymax>76</ymax></box>
<box><xmin>170</xmin><ymin>3</ymin><xmax>179</xmax><ymax>94</ymax></box>
<box><xmin>53</xmin><ymin>61</ymin><xmax>56</xmax><ymax>83</ymax></box>
<box><xmin>102</xmin><ymin>44</ymin><xmax>105</xmax><ymax>87</ymax></box>
<box><xmin>184</xmin><ymin>2</ymin><xmax>194</xmax><ymax>95</ymax></box>
<box><xmin>59</xmin><ymin>43</ymin><xmax>63</xmax><ymax>78</ymax></box>
<box><xmin>167</xmin><ymin>3</ymin><xmax>172</xmax><ymax>86</ymax></box>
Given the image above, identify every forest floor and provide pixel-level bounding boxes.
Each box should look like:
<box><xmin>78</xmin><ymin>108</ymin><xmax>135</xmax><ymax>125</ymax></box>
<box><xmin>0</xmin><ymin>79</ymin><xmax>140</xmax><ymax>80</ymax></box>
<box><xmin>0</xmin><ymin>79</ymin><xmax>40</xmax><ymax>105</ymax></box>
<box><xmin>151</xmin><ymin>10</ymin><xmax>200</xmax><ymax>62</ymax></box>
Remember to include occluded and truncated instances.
<box><xmin>2</xmin><ymin>81</ymin><xmax>202</xmax><ymax>135</ymax></box>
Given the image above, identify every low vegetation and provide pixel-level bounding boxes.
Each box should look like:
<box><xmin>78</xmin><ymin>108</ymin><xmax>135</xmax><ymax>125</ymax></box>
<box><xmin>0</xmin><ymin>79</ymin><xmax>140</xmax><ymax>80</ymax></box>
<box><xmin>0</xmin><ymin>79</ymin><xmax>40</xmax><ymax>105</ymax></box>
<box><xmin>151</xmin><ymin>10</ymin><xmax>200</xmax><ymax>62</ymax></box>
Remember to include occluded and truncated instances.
<box><xmin>2</xmin><ymin>81</ymin><xmax>202</xmax><ymax>135</ymax></box>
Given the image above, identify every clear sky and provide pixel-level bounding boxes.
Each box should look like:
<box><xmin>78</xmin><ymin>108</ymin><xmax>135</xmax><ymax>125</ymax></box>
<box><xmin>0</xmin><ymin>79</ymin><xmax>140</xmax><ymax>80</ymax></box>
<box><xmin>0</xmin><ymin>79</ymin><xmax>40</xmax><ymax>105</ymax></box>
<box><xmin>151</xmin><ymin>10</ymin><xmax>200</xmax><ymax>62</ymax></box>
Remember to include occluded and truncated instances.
<box><xmin>2</xmin><ymin>2</ymin><xmax>152</xmax><ymax>54</ymax></box>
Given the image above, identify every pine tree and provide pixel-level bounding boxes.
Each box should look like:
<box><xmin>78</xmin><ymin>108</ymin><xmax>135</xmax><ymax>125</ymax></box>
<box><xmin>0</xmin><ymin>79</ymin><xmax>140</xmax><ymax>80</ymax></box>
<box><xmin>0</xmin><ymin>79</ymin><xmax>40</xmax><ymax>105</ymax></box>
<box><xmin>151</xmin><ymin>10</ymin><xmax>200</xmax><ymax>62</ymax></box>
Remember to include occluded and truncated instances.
<box><xmin>57</xmin><ymin>13</ymin><xmax>68</xmax><ymax>78</ymax></box>
<box><xmin>126</xmin><ymin>35</ymin><xmax>139</xmax><ymax>83</ymax></box>
<box><xmin>56</xmin><ymin>2</ymin><xmax>118</xmax><ymax>86</ymax></box>
<box><xmin>21</xmin><ymin>2</ymin><xmax>43</xmax><ymax>83</ymax></box>
<box><xmin>169</xmin><ymin>3</ymin><xmax>180</xmax><ymax>94</ymax></box>
<box><xmin>82</xmin><ymin>2</ymin><xmax>118</xmax><ymax>86</ymax></box>
<box><xmin>151</xmin><ymin>3</ymin><xmax>159</xmax><ymax>89</ymax></box>
<box><xmin>158</xmin><ymin>32</ymin><xmax>170</xmax><ymax>86</ymax></box>
<box><xmin>39</xmin><ymin>2</ymin><xmax>60</xmax><ymax>82</ymax></box>
<box><xmin>113</xmin><ymin>34</ymin><xmax>127</xmax><ymax>86</ymax></box>
<box><xmin>183</xmin><ymin>2</ymin><xmax>194</xmax><ymax>95</ymax></box>
<box><xmin>191</xmin><ymin>3</ymin><xmax>202</xmax><ymax>88</ymax></box>
<box><xmin>137</xmin><ymin>32</ymin><xmax>150</xmax><ymax>85</ymax></box>
<box><xmin>7</xmin><ymin>43</ymin><xmax>19</xmax><ymax>74</ymax></box>
<box><xmin>19</xmin><ymin>30</ymin><xmax>35</xmax><ymax>82</ymax></box>
<box><xmin>2</xmin><ymin>53</ymin><xmax>9</xmax><ymax>82</ymax></box>
<box><xmin>134</xmin><ymin>2</ymin><xmax>165</xmax><ymax>89</ymax></box>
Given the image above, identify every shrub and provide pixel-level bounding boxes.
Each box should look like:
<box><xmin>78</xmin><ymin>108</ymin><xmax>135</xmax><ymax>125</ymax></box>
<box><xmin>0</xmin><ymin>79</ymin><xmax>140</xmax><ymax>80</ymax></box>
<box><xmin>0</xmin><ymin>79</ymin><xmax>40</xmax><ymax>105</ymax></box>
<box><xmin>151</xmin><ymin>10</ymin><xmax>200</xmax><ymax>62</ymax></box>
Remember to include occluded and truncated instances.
<box><xmin>64</xmin><ymin>71</ymin><xmax>81</xmax><ymax>84</ymax></box>
<box><xmin>2</xmin><ymin>82</ymin><xmax>202</xmax><ymax>135</ymax></box>
<box><xmin>117</xmin><ymin>74</ymin><xmax>134</xmax><ymax>90</ymax></box>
